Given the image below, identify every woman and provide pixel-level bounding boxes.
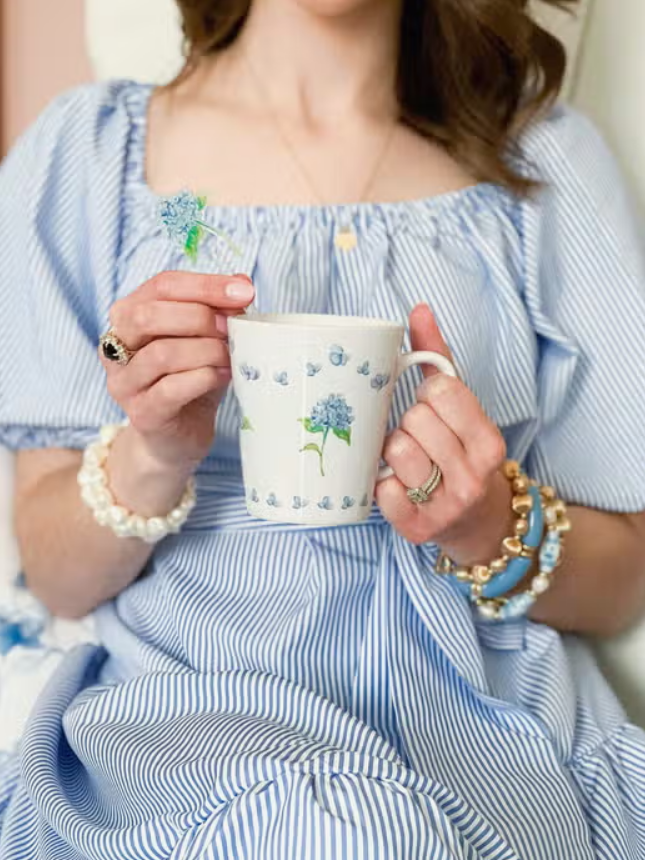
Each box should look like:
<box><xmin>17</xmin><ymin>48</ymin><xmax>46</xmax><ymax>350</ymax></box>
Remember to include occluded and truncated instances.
<box><xmin>1</xmin><ymin>0</ymin><xmax>645</xmax><ymax>855</ymax></box>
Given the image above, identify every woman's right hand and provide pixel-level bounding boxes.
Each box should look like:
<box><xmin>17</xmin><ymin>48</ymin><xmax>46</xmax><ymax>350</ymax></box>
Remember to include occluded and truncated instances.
<box><xmin>102</xmin><ymin>271</ymin><xmax>255</xmax><ymax>474</ymax></box>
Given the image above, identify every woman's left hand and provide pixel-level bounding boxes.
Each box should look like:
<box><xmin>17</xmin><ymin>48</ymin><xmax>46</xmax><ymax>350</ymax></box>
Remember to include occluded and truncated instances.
<box><xmin>376</xmin><ymin>304</ymin><xmax>514</xmax><ymax>565</ymax></box>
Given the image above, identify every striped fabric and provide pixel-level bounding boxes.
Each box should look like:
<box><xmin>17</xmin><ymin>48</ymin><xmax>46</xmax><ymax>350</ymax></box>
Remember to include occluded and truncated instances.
<box><xmin>1</xmin><ymin>81</ymin><xmax>645</xmax><ymax>859</ymax></box>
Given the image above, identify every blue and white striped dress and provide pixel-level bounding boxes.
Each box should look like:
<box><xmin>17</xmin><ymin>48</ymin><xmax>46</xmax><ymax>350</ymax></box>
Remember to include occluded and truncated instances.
<box><xmin>1</xmin><ymin>81</ymin><xmax>645</xmax><ymax>859</ymax></box>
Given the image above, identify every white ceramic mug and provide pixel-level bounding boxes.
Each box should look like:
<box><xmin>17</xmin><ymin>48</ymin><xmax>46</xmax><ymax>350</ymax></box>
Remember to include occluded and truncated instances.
<box><xmin>229</xmin><ymin>313</ymin><xmax>457</xmax><ymax>525</ymax></box>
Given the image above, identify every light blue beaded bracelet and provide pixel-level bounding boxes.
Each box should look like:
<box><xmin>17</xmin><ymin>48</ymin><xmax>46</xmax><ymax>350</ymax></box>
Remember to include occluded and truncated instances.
<box><xmin>478</xmin><ymin>528</ymin><xmax>564</xmax><ymax>622</ymax></box>
<box><xmin>452</xmin><ymin>485</ymin><xmax>544</xmax><ymax>600</ymax></box>
<box><xmin>435</xmin><ymin>462</ymin><xmax>570</xmax><ymax>620</ymax></box>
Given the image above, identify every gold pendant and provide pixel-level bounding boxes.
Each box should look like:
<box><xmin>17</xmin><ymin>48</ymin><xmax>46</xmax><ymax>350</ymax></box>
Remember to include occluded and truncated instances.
<box><xmin>334</xmin><ymin>226</ymin><xmax>358</xmax><ymax>252</ymax></box>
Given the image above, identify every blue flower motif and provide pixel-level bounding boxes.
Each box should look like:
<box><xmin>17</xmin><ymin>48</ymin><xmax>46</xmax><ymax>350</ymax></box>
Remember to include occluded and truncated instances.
<box><xmin>342</xmin><ymin>496</ymin><xmax>355</xmax><ymax>510</ymax></box>
<box><xmin>360</xmin><ymin>493</ymin><xmax>369</xmax><ymax>507</ymax></box>
<box><xmin>274</xmin><ymin>371</ymin><xmax>289</xmax><ymax>386</ymax></box>
<box><xmin>157</xmin><ymin>190</ymin><xmax>203</xmax><ymax>245</ymax></box>
<box><xmin>0</xmin><ymin>613</ymin><xmax>44</xmax><ymax>657</ymax></box>
<box><xmin>371</xmin><ymin>373</ymin><xmax>391</xmax><ymax>392</ymax></box>
<box><xmin>292</xmin><ymin>496</ymin><xmax>309</xmax><ymax>510</ymax></box>
<box><xmin>250</xmin><ymin>489</ymin><xmax>259</xmax><ymax>503</ymax></box>
<box><xmin>357</xmin><ymin>361</ymin><xmax>370</xmax><ymax>376</ymax></box>
<box><xmin>310</xmin><ymin>394</ymin><xmax>354</xmax><ymax>432</ymax></box>
<box><xmin>318</xmin><ymin>496</ymin><xmax>333</xmax><ymax>510</ymax></box>
<box><xmin>267</xmin><ymin>493</ymin><xmax>280</xmax><ymax>507</ymax></box>
<box><xmin>157</xmin><ymin>190</ymin><xmax>242</xmax><ymax>262</ymax></box>
<box><xmin>329</xmin><ymin>345</ymin><xmax>350</xmax><ymax>367</ymax></box>
<box><xmin>240</xmin><ymin>364</ymin><xmax>261</xmax><ymax>381</ymax></box>
<box><xmin>300</xmin><ymin>394</ymin><xmax>355</xmax><ymax>477</ymax></box>
<box><xmin>306</xmin><ymin>362</ymin><xmax>322</xmax><ymax>377</ymax></box>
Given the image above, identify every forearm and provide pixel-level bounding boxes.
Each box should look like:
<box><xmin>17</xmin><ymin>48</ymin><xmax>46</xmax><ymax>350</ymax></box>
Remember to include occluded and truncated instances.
<box><xmin>531</xmin><ymin>505</ymin><xmax>645</xmax><ymax>638</ymax></box>
<box><xmin>435</xmin><ymin>469</ymin><xmax>645</xmax><ymax>638</ymax></box>
<box><xmin>16</xmin><ymin>427</ymin><xmax>193</xmax><ymax>619</ymax></box>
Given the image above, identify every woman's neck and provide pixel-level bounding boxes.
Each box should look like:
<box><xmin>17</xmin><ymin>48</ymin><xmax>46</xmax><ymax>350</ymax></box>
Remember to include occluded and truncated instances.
<box><xmin>217</xmin><ymin>0</ymin><xmax>401</xmax><ymax>127</ymax></box>
<box><xmin>149</xmin><ymin>0</ymin><xmax>472</xmax><ymax>208</ymax></box>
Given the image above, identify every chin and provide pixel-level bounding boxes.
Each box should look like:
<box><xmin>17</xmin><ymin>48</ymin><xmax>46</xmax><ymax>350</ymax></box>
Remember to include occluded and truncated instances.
<box><xmin>294</xmin><ymin>0</ymin><xmax>378</xmax><ymax>19</ymax></box>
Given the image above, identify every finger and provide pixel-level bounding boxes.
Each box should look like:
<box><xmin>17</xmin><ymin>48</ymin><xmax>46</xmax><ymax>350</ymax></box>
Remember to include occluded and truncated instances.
<box><xmin>401</xmin><ymin>401</ymin><xmax>492</xmax><ymax>514</ymax></box>
<box><xmin>376</xmin><ymin>476</ymin><xmax>420</xmax><ymax>523</ymax></box>
<box><xmin>142</xmin><ymin>271</ymin><xmax>255</xmax><ymax>310</ymax></box>
<box><xmin>131</xmin><ymin>367</ymin><xmax>225</xmax><ymax>430</ymax></box>
<box><xmin>409</xmin><ymin>304</ymin><xmax>453</xmax><ymax>379</ymax></box>
<box><xmin>416</xmin><ymin>375</ymin><xmax>506</xmax><ymax>476</ymax></box>
<box><xmin>399</xmin><ymin>402</ymin><xmax>469</xmax><ymax>484</ymax></box>
<box><xmin>108</xmin><ymin>338</ymin><xmax>230</xmax><ymax>399</ymax></box>
<box><xmin>109</xmin><ymin>300</ymin><xmax>230</xmax><ymax>351</ymax></box>
<box><xmin>375</xmin><ymin>477</ymin><xmax>447</xmax><ymax>544</ymax></box>
<box><xmin>382</xmin><ymin>429</ymin><xmax>435</xmax><ymax>490</ymax></box>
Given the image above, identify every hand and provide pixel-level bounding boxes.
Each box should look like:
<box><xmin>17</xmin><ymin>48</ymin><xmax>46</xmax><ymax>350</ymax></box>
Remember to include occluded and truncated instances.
<box><xmin>377</xmin><ymin>304</ymin><xmax>513</xmax><ymax>565</ymax></box>
<box><xmin>101</xmin><ymin>271</ymin><xmax>255</xmax><ymax>472</ymax></box>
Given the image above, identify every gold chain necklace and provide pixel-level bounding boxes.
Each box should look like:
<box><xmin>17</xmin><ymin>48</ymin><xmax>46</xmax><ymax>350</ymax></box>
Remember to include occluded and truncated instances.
<box><xmin>243</xmin><ymin>53</ymin><xmax>398</xmax><ymax>252</ymax></box>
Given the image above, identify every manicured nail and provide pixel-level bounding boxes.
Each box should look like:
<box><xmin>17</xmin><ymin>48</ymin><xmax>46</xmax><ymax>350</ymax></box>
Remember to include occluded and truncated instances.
<box><xmin>218</xmin><ymin>367</ymin><xmax>233</xmax><ymax>381</ymax></box>
<box><xmin>215</xmin><ymin>314</ymin><xmax>229</xmax><ymax>335</ymax></box>
<box><xmin>225</xmin><ymin>280</ymin><xmax>255</xmax><ymax>301</ymax></box>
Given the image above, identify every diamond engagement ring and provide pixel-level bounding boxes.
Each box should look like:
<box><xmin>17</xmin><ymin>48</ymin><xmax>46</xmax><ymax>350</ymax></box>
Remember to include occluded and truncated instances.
<box><xmin>407</xmin><ymin>463</ymin><xmax>443</xmax><ymax>505</ymax></box>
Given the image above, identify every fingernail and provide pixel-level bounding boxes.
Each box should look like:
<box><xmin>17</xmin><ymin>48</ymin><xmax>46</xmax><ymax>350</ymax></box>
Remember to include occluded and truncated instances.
<box><xmin>215</xmin><ymin>314</ymin><xmax>229</xmax><ymax>335</ymax></box>
<box><xmin>225</xmin><ymin>280</ymin><xmax>255</xmax><ymax>301</ymax></box>
<box><xmin>219</xmin><ymin>367</ymin><xmax>233</xmax><ymax>381</ymax></box>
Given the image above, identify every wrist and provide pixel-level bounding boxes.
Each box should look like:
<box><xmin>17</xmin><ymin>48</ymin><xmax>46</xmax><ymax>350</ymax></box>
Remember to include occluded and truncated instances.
<box><xmin>438</xmin><ymin>472</ymin><xmax>514</xmax><ymax>566</ymax></box>
<box><xmin>107</xmin><ymin>425</ymin><xmax>195</xmax><ymax>518</ymax></box>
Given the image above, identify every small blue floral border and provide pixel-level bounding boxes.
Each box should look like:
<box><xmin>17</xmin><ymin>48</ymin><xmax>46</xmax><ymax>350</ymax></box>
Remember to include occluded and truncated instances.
<box><xmin>249</xmin><ymin>490</ymin><xmax>370</xmax><ymax>512</ymax></box>
<box><xmin>237</xmin><ymin>343</ymin><xmax>391</xmax><ymax>392</ymax></box>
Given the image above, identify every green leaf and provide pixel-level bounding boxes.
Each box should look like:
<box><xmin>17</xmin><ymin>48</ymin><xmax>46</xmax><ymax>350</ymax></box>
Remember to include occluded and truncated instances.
<box><xmin>299</xmin><ymin>418</ymin><xmax>325</xmax><ymax>434</ymax></box>
<box><xmin>333</xmin><ymin>427</ymin><xmax>352</xmax><ymax>445</ymax></box>
<box><xmin>301</xmin><ymin>443</ymin><xmax>322</xmax><ymax>456</ymax></box>
<box><xmin>184</xmin><ymin>224</ymin><xmax>203</xmax><ymax>261</ymax></box>
<box><xmin>240</xmin><ymin>416</ymin><xmax>253</xmax><ymax>431</ymax></box>
<box><xmin>196</xmin><ymin>196</ymin><xmax>208</xmax><ymax>210</ymax></box>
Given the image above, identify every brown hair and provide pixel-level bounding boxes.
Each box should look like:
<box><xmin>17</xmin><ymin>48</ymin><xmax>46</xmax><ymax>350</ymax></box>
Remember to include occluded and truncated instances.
<box><xmin>174</xmin><ymin>0</ymin><xmax>578</xmax><ymax>193</ymax></box>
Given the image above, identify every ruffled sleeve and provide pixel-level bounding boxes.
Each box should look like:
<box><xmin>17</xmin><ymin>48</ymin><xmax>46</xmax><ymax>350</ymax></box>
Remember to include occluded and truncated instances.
<box><xmin>521</xmin><ymin>106</ymin><xmax>645</xmax><ymax>512</ymax></box>
<box><xmin>0</xmin><ymin>82</ymin><xmax>131</xmax><ymax>450</ymax></box>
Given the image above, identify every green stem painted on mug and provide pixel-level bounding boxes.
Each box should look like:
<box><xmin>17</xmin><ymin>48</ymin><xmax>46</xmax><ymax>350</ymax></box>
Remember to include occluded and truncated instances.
<box><xmin>319</xmin><ymin>429</ymin><xmax>329</xmax><ymax>477</ymax></box>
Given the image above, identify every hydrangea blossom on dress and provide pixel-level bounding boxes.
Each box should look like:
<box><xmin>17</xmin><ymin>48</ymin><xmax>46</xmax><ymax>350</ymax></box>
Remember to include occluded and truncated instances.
<box><xmin>157</xmin><ymin>190</ymin><xmax>241</xmax><ymax>262</ymax></box>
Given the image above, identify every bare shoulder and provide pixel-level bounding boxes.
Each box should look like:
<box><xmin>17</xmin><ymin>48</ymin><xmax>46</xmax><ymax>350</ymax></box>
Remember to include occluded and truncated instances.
<box><xmin>380</xmin><ymin>125</ymin><xmax>478</xmax><ymax>202</ymax></box>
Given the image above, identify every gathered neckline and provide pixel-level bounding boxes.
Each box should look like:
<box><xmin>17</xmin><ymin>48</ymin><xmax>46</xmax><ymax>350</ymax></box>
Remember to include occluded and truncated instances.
<box><xmin>124</xmin><ymin>81</ymin><xmax>507</xmax><ymax>224</ymax></box>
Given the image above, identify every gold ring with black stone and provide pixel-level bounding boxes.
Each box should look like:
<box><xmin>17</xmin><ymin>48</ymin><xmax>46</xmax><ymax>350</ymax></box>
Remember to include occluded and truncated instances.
<box><xmin>99</xmin><ymin>329</ymin><xmax>136</xmax><ymax>367</ymax></box>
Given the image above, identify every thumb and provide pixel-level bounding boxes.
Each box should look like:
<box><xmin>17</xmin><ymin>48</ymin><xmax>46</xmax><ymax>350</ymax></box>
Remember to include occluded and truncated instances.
<box><xmin>409</xmin><ymin>304</ymin><xmax>453</xmax><ymax>378</ymax></box>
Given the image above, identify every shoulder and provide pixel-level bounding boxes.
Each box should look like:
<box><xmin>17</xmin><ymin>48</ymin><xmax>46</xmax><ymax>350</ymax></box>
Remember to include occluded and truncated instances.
<box><xmin>518</xmin><ymin>104</ymin><xmax>622</xmax><ymax>194</ymax></box>
<box><xmin>0</xmin><ymin>81</ymin><xmax>152</xmax><ymax>305</ymax></box>
<box><xmin>514</xmin><ymin>104</ymin><xmax>644</xmax><ymax>313</ymax></box>
<box><xmin>3</xmin><ymin>80</ymin><xmax>149</xmax><ymax>183</ymax></box>
<box><xmin>31</xmin><ymin>79</ymin><xmax>145</xmax><ymax>134</ymax></box>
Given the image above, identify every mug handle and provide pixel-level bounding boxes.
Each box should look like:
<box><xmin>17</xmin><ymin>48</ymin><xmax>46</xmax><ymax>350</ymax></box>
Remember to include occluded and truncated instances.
<box><xmin>377</xmin><ymin>351</ymin><xmax>458</xmax><ymax>483</ymax></box>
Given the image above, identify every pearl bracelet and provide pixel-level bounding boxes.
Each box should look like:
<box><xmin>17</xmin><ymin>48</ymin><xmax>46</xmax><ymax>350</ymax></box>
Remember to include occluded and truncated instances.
<box><xmin>78</xmin><ymin>424</ymin><xmax>196</xmax><ymax>544</ymax></box>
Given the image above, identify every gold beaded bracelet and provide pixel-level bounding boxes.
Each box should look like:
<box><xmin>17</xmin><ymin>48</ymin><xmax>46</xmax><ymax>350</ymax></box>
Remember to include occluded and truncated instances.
<box><xmin>436</xmin><ymin>461</ymin><xmax>571</xmax><ymax>601</ymax></box>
